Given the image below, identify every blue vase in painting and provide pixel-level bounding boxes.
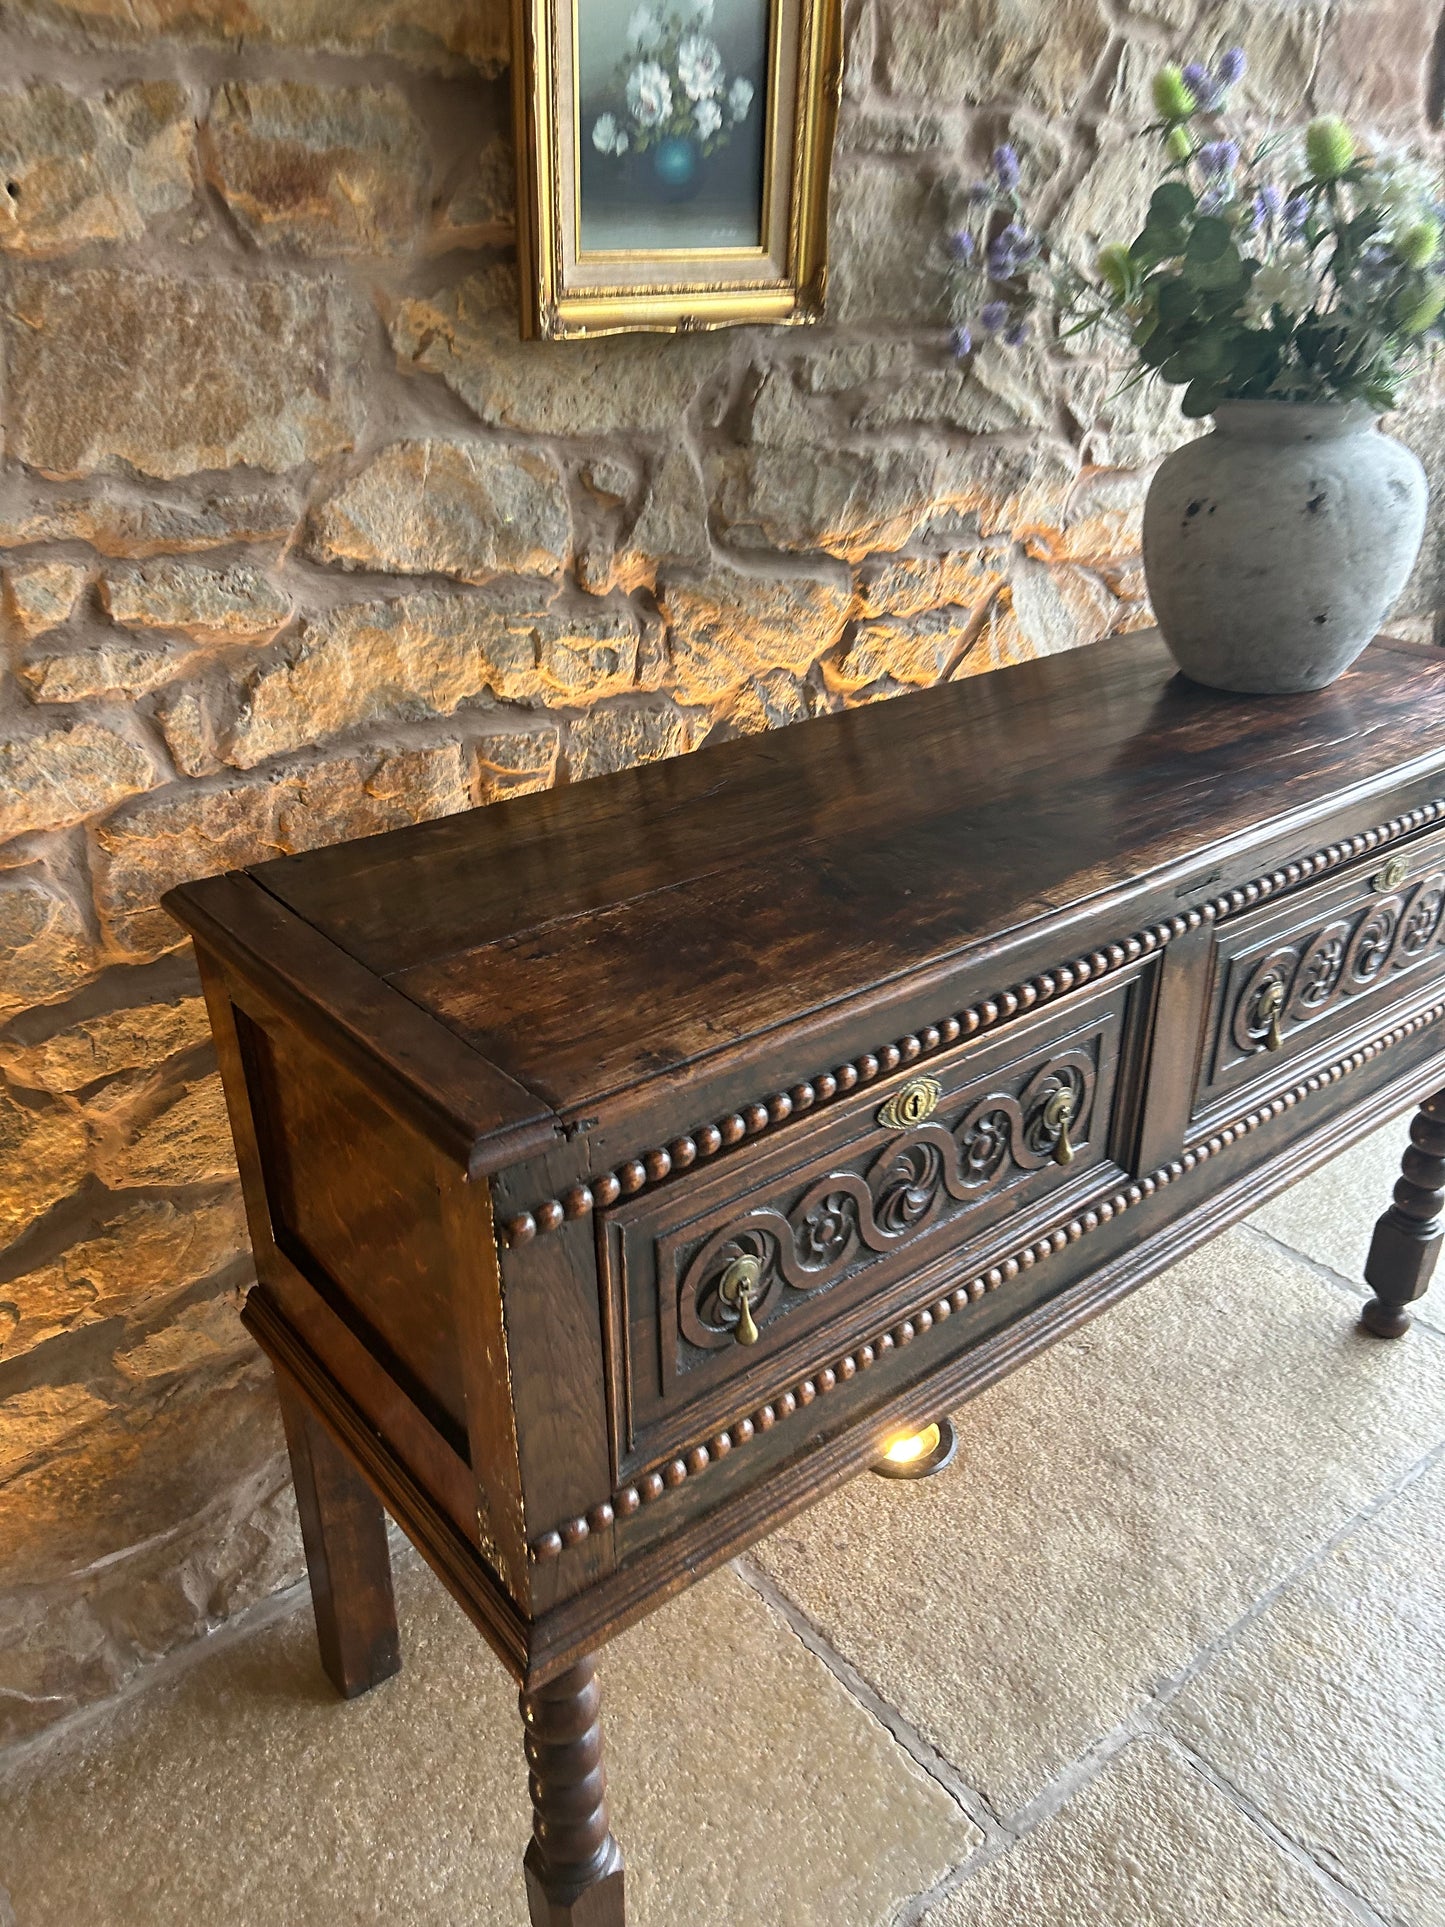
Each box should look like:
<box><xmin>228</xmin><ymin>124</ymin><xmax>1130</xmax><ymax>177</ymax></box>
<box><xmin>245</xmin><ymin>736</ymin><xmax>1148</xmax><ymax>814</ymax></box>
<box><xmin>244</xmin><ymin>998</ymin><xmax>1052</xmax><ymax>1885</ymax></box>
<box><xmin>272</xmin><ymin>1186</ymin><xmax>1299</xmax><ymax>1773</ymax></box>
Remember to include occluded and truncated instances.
<box><xmin>652</xmin><ymin>135</ymin><xmax>701</xmax><ymax>201</ymax></box>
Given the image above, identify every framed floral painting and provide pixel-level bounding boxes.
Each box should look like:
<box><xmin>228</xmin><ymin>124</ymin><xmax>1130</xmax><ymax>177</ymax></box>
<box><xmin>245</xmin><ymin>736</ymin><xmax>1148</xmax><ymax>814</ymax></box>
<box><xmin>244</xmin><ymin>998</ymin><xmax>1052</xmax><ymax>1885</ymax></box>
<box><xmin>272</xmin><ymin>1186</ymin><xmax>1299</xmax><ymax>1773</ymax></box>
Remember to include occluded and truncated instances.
<box><xmin>512</xmin><ymin>0</ymin><xmax>843</xmax><ymax>338</ymax></box>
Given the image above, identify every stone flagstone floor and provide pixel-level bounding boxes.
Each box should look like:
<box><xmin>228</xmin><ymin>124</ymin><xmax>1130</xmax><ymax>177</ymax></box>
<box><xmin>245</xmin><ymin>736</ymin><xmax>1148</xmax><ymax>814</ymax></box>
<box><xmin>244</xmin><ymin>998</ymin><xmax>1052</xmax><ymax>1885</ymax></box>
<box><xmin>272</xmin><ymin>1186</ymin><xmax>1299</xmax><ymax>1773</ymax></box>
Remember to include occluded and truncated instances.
<box><xmin>1</xmin><ymin>1119</ymin><xmax>1442</xmax><ymax>1927</ymax></box>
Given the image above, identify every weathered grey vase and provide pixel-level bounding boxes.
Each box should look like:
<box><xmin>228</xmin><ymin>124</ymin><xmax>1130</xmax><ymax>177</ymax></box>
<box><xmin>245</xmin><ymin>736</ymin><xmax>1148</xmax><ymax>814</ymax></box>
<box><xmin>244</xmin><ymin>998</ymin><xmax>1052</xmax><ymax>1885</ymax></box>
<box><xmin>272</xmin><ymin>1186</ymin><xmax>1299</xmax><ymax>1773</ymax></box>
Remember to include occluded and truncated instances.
<box><xmin>1143</xmin><ymin>400</ymin><xmax>1428</xmax><ymax>694</ymax></box>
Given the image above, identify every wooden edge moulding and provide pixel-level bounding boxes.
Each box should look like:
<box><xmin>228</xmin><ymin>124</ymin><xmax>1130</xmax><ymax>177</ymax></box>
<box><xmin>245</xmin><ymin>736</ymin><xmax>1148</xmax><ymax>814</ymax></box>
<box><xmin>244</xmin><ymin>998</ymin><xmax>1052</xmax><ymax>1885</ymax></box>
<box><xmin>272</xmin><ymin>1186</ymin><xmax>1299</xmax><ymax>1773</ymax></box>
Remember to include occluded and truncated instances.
<box><xmin>528</xmin><ymin>985</ymin><xmax>1445</xmax><ymax>1560</ymax></box>
<box><xmin>501</xmin><ymin>797</ymin><xmax>1445</xmax><ymax>1250</ymax></box>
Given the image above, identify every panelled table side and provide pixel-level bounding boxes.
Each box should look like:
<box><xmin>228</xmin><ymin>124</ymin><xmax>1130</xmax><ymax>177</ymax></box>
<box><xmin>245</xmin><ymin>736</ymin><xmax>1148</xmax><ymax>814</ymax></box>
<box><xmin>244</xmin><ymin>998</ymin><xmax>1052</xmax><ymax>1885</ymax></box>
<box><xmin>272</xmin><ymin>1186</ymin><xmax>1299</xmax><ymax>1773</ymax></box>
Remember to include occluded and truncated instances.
<box><xmin>165</xmin><ymin>632</ymin><xmax>1445</xmax><ymax>1927</ymax></box>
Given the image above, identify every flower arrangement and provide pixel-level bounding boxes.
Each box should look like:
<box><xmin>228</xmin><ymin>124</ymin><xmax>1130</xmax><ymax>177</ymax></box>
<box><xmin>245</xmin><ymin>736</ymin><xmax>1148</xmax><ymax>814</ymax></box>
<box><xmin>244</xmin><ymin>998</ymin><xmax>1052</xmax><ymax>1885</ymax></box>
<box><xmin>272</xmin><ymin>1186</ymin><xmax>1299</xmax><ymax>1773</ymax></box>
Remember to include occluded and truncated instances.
<box><xmin>947</xmin><ymin>48</ymin><xmax>1445</xmax><ymax>418</ymax></box>
<box><xmin>591</xmin><ymin>0</ymin><xmax>757</xmax><ymax>166</ymax></box>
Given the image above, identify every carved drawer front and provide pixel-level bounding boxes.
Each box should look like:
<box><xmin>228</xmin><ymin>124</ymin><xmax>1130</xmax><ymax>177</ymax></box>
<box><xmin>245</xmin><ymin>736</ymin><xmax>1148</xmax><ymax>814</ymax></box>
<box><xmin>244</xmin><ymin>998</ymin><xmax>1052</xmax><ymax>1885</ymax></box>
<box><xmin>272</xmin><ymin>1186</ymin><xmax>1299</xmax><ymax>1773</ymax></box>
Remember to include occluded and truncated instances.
<box><xmin>600</xmin><ymin>969</ymin><xmax>1149</xmax><ymax>1482</ymax></box>
<box><xmin>1197</xmin><ymin>832</ymin><xmax>1445</xmax><ymax>1122</ymax></box>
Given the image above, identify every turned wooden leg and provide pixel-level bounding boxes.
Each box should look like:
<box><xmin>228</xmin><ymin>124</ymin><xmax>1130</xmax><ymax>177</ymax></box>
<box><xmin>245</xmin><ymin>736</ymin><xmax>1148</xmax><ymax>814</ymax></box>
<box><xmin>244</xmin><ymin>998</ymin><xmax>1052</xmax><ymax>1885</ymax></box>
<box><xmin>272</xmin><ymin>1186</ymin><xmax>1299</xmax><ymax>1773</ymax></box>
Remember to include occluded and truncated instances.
<box><xmin>275</xmin><ymin>1370</ymin><xmax>402</xmax><ymax>1698</ymax></box>
<box><xmin>1361</xmin><ymin>1089</ymin><xmax>1445</xmax><ymax>1339</ymax></box>
<box><xmin>520</xmin><ymin>1658</ymin><xmax>626</xmax><ymax>1927</ymax></box>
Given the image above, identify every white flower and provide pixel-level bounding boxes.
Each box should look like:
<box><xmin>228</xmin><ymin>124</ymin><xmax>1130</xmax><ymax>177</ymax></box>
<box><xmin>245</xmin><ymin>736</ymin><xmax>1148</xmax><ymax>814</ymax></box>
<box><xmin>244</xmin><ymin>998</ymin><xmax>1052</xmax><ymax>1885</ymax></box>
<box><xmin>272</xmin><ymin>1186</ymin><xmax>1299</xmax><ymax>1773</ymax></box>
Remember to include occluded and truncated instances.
<box><xmin>728</xmin><ymin>75</ymin><xmax>754</xmax><ymax>121</ymax></box>
<box><xmin>1372</xmin><ymin>155</ymin><xmax>1434</xmax><ymax>223</ymax></box>
<box><xmin>592</xmin><ymin>112</ymin><xmax>627</xmax><ymax>155</ymax></box>
<box><xmin>678</xmin><ymin>32</ymin><xmax>724</xmax><ymax>100</ymax></box>
<box><xmin>1244</xmin><ymin>252</ymin><xmax>1318</xmax><ymax>326</ymax></box>
<box><xmin>694</xmin><ymin>95</ymin><xmax>723</xmax><ymax>139</ymax></box>
<box><xmin>627</xmin><ymin>59</ymin><xmax>673</xmax><ymax>128</ymax></box>
<box><xmin>626</xmin><ymin>5</ymin><xmax>662</xmax><ymax>53</ymax></box>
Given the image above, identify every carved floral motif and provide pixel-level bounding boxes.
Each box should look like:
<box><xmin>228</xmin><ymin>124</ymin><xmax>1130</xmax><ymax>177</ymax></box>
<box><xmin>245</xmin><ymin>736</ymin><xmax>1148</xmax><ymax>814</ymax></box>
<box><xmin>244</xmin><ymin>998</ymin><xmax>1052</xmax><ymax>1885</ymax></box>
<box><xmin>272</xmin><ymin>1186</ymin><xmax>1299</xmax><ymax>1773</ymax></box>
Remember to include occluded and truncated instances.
<box><xmin>1235</xmin><ymin>873</ymin><xmax>1445</xmax><ymax>1057</ymax></box>
<box><xmin>679</xmin><ymin>1051</ymin><xmax>1095</xmax><ymax>1351</ymax></box>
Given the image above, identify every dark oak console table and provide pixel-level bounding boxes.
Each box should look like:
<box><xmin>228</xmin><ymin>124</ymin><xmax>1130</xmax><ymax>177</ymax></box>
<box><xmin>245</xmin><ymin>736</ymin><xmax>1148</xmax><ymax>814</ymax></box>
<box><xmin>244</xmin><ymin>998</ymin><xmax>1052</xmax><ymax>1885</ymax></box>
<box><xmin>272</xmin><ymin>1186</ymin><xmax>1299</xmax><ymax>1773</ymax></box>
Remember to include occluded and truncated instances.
<box><xmin>168</xmin><ymin>631</ymin><xmax>1445</xmax><ymax>1924</ymax></box>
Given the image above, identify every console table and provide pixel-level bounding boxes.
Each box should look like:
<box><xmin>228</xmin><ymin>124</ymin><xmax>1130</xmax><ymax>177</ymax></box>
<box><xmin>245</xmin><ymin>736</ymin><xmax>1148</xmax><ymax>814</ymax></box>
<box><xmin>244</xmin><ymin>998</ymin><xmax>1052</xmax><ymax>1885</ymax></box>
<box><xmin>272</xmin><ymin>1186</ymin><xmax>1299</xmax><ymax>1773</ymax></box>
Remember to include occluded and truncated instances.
<box><xmin>167</xmin><ymin>630</ymin><xmax>1445</xmax><ymax>1925</ymax></box>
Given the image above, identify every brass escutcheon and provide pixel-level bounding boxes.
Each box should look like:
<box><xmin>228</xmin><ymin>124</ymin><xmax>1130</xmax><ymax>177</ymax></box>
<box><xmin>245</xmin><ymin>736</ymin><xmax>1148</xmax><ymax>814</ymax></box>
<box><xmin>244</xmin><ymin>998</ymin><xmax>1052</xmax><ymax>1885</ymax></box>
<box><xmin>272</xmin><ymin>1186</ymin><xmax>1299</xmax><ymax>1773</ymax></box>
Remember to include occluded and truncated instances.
<box><xmin>718</xmin><ymin>1255</ymin><xmax>762</xmax><ymax>1347</ymax></box>
<box><xmin>1376</xmin><ymin>855</ymin><xmax>1409</xmax><ymax>893</ymax></box>
<box><xmin>878</xmin><ymin>1076</ymin><xmax>942</xmax><ymax>1131</ymax></box>
<box><xmin>1041</xmin><ymin>1087</ymin><xmax>1077</xmax><ymax>1166</ymax></box>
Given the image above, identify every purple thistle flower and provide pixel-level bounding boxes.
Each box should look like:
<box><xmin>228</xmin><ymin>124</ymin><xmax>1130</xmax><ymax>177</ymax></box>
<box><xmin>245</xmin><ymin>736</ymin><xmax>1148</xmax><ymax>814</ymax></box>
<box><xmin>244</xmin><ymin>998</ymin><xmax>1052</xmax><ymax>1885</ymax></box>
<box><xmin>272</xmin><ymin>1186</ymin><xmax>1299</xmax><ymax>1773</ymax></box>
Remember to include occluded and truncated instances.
<box><xmin>979</xmin><ymin>300</ymin><xmax>1010</xmax><ymax>334</ymax></box>
<box><xmin>948</xmin><ymin>227</ymin><xmax>977</xmax><ymax>264</ymax></box>
<box><xmin>950</xmin><ymin>323</ymin><xmax>974</xmax><ymax>359</ymax></box>
<box><xmin>1260</xmin><ymin>183</ymin><xmax>1283</xmax><ymax>220</ymax></box>
<box><xmin>1198</xmin><ymin>138</ymin><xmax>1240</xmax><ymax>177</ymax></box>
<box><xmin>1215</xmin><ymin>46</ymin><xmax>1247</xmax><ymax>86</ymax></box>
<box><xmin>1182</xmin><ymin>60</ymin><xmax>1221</xmax><ymax>111</ymax></box>
<box><xmin>1198</xmin><ymin>183</ymin><xmax>1228</xmax><ymax>215</ymax></box>
<box><xmin>1003</xmin><ymin>318</ymin><xmax>1031</xmax><ymax>347</ymax></box>
<box><xmin>987</xmin><ymin>221</ymin><xmax>1037</xmax><ymax>280</ymax></box>
<box><xmin>993</xmin><ymin>143</ymin><xmax>1022</xmax><ymax>190</ymax></box>
<box><xmin>1283</xmin><ymin>191</ymin><xmax>1310</xmax><ymax>237</ymax></box>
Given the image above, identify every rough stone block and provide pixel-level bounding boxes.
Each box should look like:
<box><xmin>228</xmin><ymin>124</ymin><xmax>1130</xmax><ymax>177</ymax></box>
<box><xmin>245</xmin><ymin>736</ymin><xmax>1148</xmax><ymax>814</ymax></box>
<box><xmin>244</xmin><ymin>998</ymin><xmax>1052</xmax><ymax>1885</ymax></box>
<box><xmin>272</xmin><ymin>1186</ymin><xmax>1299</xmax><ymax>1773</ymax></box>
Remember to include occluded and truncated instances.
<box><xmin>427</xmin><ymin>132</ymin><xmax>514</xmax><ymax>250</ymax></box>
<box><xmin>0</xmin><ymin>485</ymin><xmax>301</xmax><ymax>556</ymax></box>
<box><xmin>4</xmin><ymin>267</ymin><xmax>366</xmax><ymax>478</ymax></box>
<box><xmin>829</xmin><ymin>162</ymin><xmax>949</xmax><ymax>325</ymax></box>
<box><xmin>1008</xmin><ymin>559</ymin><xmax>1117</xmax><ymax>656</ymax></box>
<box><xmin>0</xmin><ymin>81</ymin><xmax>193</xmax><ymax>255</ymax></box>
<box><xmin>4</xmin><ymin>559</ymin><xmax>89</xmax><ymax>638</ymax></box>
<box><xmin>93</xmin><ymin>742</ymin><xmax>471</xmax><ymax>958</ymax></box>
<box><xmin>217</xmin><ymin>594</ymin><xmax>522</xmax><ymax>767</ymax></box>
<box><xmin>391</xmin><ymin>268</ymin><xmax>724</xmax><ymax>433</ymax></box>
<box><xmin>0</xmin><ymin>1192</ymin><xmax>248</xmax><ymax>1360</ymax></box>
<box><xmin>113</xmin><ymin>1293</ymin><xmax>249</xmax><ymax>1381</ymax></box>
<box><xmin>830</xmin><ymin>609</ymin><xmax>978</xmax><ymax>693</ymax></box>
<box><xmin>661</xmin><ymin>573</ymin><xmax>855</xmax><ymax>704</ymax></box>
<box><xmin>565</xmin><ymin>702</ymin><xmax>705</xmax><ymax>782</ymax></box>
<box><xmin>1316</xmin><ymin>0</ymin><xmax>1436</xmax><ymax>127</ymax></box>
<box><xmin>0</xmin><ymin>995</ymin><xmax>210</xmax><ymax>1094</ymax></box>
<box><xmin>18</xmin><ymin>640</ymin><xmax>187</xmax><ymax>704</ymax></box>
<box><xmin>0</xmin><ymin>0</ymin><xmax>509</xmax><ymax>73</ymax></box>
<box><xmin>706</xmin><ymin>444</ymin><xmax>938</xmax><ymax>561</ymax></box>
<box><xmin>0</xmin><ymin>872</ymin><xmax>97</xmax><ymax>1014</ymax></box>
<box><xmin>100</xmin><ymin>561</ymin><xmax>291</xmax><ymax>640</ymax></box>
<box><xmin>857</xmin><ymin>552</ymin><xmax>1004</xmax><ymax>622</ymax></box>
<box><xmin>0</xmin><ymin>1080</ymin><xmax>89</xmax><ymax>1247</ymax></box>
<box><xmin>0</xmin><ymin>721</ymin><xmax>162</xmax><ymax>841</ymax></box>
<box><xmin>202</xmin><ymin>81</ymin><xmax>430</xmax><ymax>255</ymax></box>
<box><xmin>0</xmin><ymin>1383</ymin><xmax>111</xmax><ymax>1483</ymax></box>
<box><xmin>880</xmin><ymin>0</ymin><xmax>1110</xmax><ymax>112</ymax></box>
<box><xmin>306</xmin><ymin>439</ymin><xmax>569</xmax><ymax>583</ymax></box>
<box><xmin>476</xmin><ymin>723</ymin><xmax>561</xmax><ymax>799</ymax></box>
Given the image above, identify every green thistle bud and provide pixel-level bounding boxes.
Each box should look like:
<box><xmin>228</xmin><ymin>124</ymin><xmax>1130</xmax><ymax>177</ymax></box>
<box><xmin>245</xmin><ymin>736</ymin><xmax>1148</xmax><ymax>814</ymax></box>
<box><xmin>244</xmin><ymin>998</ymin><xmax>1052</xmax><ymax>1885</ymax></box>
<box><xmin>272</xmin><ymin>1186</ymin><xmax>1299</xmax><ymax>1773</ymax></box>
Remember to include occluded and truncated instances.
<box><xmin>1401</xmin><ymin>280</ymin><xmax>1445</xmax><ymax>334</ymax></box>
<box><xmin>1096</xmin><ymin>244</ymin><xmax>1133</xmax><ymax>297</ymax></box>
<box><xmin>1399</xmin><ymin>220</ymin><xmax>1442</xmax><ymax>270</ymax></box>
<box><xmin>1305</xmin><ymin>116</ymin><xmax>1355</xmax><ymax>182</ymax></box>
<box><xmin>1153</xmin><ymin>64</ymin><xmax>1198</xmax><ymax>124</ymax></box>
<box><xmin>1166</xmin><ymin>126</ymin><xmax>1195</xmax><ymax>163</ymax></box>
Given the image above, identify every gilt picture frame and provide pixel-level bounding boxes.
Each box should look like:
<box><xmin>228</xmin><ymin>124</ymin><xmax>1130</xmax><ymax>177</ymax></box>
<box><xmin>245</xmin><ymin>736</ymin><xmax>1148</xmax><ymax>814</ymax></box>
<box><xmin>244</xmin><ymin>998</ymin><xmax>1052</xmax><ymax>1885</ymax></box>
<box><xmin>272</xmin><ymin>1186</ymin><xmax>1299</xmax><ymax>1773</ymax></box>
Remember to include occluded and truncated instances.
<box><xmin>512</xmin><ymin>0</ymin><xmax>843</xmax><ymax>339</ymax></box>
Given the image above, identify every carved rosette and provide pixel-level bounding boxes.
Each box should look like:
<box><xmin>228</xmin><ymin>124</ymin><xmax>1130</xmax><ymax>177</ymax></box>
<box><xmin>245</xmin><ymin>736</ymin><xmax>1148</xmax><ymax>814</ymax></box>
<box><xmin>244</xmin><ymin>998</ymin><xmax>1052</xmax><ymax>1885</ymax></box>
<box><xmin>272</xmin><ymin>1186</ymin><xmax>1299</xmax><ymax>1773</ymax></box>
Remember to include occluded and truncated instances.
<box><xmin>679</xmin><ymin>1051</ymin><xmax>1097</xmax><ymax>1353</ymax></box>
<box><xmin>1235</xmin><ymin>873</ymin><xmax>1445</xmax><ymax>1057</ymax></box>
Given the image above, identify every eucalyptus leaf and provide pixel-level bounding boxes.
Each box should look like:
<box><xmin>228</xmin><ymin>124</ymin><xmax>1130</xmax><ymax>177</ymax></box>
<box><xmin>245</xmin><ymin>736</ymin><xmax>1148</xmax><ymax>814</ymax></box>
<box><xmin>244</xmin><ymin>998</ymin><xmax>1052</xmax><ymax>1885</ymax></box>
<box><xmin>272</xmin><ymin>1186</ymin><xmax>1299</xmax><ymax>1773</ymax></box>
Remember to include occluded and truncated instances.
<box><xmin>1185</xmin><ymin>216</ymin><xmax>1233</xmax><ymax>262</ymax></box>
<box><xmin>1150</xmin><ymin>181</ymin><xmax>1197</xmax><ymax>228</ymax></box>
<box><xmin>1182</xmin><ymin>379</ymin><xmax>1226</xmax><ymax>418</ymax></box>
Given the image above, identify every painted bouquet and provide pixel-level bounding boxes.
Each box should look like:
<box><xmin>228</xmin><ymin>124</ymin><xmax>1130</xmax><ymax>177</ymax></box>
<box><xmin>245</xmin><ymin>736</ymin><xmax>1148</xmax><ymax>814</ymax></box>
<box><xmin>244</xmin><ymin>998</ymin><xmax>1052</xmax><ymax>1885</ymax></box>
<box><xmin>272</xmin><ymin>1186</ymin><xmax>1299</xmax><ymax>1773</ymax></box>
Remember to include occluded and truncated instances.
<box><xmin>591</xmin><ymin>0</ymin><xmax>756</xmax><ymax>173</ymax></box>
<box><xmin>948</xmin><ymin>47</ymin><xmax>1445</xmax><ymax>417</ymax></box>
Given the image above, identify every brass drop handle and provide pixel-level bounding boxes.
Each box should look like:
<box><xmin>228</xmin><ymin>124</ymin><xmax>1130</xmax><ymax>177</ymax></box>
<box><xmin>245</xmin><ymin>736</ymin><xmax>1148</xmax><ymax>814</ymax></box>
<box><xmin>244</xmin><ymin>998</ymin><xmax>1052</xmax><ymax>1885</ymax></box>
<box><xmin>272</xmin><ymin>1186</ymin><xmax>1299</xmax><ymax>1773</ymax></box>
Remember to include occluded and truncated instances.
<box><xmin>718</xmin><ymin>1256</ymin><xmax>762</xmax><ymax>1347</ymax></box>
<box><xmin>1258</xmin><ymin>979</ymin><xmax>1285</xmax><ymax>1053</ymax></box>
<box><xmin>1042</xmin><ymin>1088</ymin><xmax>1076</xmax><ymax>1167</ymax></box>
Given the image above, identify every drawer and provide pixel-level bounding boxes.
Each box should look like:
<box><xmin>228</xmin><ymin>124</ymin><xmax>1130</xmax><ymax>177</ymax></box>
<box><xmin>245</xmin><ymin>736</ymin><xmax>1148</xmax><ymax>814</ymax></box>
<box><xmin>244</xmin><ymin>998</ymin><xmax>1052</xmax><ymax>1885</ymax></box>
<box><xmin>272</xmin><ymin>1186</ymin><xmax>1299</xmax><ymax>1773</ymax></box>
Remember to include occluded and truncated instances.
<box><xmin>1196</xmin><ymin>831</ymin><xmax>1445</xmax><ymax>1122</ymax></box>
<box><xmin>599</xmin><ymin>967</ymin><xmax>1151</xmax><ymax>1481</ymax></box>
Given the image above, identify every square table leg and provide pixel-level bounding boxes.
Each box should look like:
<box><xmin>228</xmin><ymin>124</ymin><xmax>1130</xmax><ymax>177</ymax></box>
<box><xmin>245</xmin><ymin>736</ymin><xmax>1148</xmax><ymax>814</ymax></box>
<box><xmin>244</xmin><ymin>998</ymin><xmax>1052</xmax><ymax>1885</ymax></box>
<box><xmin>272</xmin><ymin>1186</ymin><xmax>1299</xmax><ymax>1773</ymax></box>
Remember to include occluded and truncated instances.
<box><xmin>275</xmin><ymin>1367</ymin><xmax>403</xmax><ymax>1699</ymax></box>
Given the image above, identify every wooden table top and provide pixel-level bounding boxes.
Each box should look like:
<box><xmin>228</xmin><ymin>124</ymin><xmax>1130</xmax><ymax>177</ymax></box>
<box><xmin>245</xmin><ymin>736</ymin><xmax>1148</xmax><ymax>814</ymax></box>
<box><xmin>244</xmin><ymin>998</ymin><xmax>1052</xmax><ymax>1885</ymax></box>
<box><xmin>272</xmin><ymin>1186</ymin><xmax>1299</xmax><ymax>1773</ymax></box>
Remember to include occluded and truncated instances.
<box><xmin>222</xmin><ymin>632</ymin><xmax>1445</xmax><ymax>1121</ymax></box>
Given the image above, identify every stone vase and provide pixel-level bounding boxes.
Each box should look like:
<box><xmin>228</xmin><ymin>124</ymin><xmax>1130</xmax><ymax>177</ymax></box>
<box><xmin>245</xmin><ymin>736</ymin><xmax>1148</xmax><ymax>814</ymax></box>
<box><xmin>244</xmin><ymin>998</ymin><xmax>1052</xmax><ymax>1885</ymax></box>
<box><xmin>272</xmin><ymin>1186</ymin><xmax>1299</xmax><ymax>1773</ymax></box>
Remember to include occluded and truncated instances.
<box><xmin>1142</xmin><ymin>400</ymin><xmax>1428</xmax><ymax>694</ymax></box>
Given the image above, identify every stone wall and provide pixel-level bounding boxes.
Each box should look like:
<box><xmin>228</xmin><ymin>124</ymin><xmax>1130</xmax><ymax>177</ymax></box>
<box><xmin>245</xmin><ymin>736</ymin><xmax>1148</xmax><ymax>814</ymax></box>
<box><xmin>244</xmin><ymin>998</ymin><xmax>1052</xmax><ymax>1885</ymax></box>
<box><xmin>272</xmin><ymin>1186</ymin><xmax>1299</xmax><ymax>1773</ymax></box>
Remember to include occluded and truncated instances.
<box><xmin>0</xmin><ymin>0</ymin><xmax>1441</xmax><ymax>1748</ymax></box>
